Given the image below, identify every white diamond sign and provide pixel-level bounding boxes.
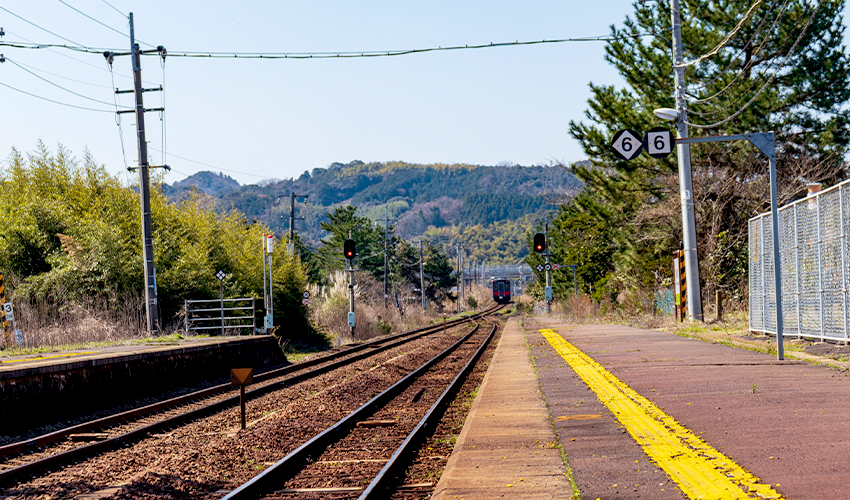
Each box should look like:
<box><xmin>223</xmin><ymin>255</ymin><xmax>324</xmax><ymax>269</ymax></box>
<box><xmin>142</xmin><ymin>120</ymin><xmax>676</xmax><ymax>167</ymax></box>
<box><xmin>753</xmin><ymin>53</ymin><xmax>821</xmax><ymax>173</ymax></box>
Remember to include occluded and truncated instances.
<box><xmin>611</xmin><ymin>129</ymin><xmax>643</xmax><ymax>161</ymax></box>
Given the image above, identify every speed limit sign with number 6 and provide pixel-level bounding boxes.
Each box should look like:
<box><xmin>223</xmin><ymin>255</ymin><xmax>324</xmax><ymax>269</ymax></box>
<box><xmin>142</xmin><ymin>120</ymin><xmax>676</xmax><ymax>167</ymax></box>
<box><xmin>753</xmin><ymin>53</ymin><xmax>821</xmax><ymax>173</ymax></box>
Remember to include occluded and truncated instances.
<box><xmin>610</xmin><ymin>129</ymin><xmax>643</xmax><ymax>161</ymax></box>
<box><xmin>643</xmin><ymin>127</ymin><xmax>674</xmax><ymax>158</ymax></box>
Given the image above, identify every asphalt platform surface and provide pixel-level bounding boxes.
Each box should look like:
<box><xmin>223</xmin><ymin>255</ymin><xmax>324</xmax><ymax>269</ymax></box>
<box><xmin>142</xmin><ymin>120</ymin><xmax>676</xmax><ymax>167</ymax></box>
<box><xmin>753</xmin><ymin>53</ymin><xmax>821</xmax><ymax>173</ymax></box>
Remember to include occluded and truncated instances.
<box><xmin>436</xmin><ymin>316</ymin><xmax>850</xmax><ymax>499</ymax></box>
<box><xmin>526</xmin><ymin>316</ymin><xmax>850</xmax><ymax>499</ymax></box>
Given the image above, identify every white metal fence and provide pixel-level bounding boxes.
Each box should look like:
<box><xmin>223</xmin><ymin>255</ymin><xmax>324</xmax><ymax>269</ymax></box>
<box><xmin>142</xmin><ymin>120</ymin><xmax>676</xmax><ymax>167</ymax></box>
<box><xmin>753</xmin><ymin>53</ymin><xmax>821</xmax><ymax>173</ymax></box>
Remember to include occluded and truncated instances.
<box><xmin>184</xmin><ymin>297</ymin><xmax>258</xmax><ymax>335</ymax></box>
<box><xmin>749</xmin><ymin>180</ymin><xmax>850</xmax><ymax>340</ymax></box>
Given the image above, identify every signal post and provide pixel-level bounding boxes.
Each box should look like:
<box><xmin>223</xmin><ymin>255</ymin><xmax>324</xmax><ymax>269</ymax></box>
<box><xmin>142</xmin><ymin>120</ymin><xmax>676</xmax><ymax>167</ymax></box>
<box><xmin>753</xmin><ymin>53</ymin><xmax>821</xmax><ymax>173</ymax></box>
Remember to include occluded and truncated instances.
<box><xmin>344</xmin><ymin>236</ymin><xmax>356</xmax><ymax>338</ymax></box>
<box><xmin>533</xmin><ymin>230</ymin><xmax>552</xmax><ymax>314</ymax></box>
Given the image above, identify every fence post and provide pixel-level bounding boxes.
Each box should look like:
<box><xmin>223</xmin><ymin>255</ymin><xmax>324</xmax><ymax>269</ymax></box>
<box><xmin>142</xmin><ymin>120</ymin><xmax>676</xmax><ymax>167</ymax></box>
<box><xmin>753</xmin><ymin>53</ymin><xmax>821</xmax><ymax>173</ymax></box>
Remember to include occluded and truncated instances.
<box><xmin>761</xmin><ymin>216</ymin><xmax>767</xmax><ymax>334</ymax></box>
<box><xmin>840</xmin><ymin>185</ymin><xmax>849</xmax><ymax>344</ymax></box>
<box><xmin>816</xmin><ymin>194</ymin><xmax>825</xmax><ymax>340</ymax></box>
<box><xmin>716</xmin><ymin>290</ymin><xmax>722</xmax><ymax>321</ymax></box>
<box><xmin>184</xmin><ymin>299</ymin><xmax>188</xmax><ymax>335</ymax></box>
<box><xmin>794</xmin><ymin>204</ymin><xmax>801</xmax><ymax>337</ymax></box>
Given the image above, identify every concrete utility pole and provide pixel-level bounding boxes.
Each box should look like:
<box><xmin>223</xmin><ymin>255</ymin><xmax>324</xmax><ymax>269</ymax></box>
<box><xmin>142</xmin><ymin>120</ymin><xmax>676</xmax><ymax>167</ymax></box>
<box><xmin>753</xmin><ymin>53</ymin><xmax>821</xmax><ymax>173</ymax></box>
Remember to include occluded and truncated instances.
<box><xmin>419</xmin><ymin>238</ymin><xmax>426</xmax><ymax>311</ymax></box>
<box><xmin>348</xmin><ymin>230</ymin><xmax>355</xmax><ymax>338</ymax></box>
<box><xmin>130</xmin><ymin>14</ymin><xmax>160</xmax><ymax>333</ymax></box>
<box><xmin>105</xmin><ymin>14</ymin><xmax>166</xmax><ymax>334</ymax></box>
<box><xmin>670</xmin><ymin>0</ymin><xmax>703</xmax><ymax>321</ymax></box>
<box><xmin>545</xmin><ymin>223</ymin><xmax>552</xmax><ymax>315</ymax></box>
<box><xmin>378</xmin><ymin>204</ymin><xmax>397</xmax><ymax>305</ymax></box>
<box><xmin>286</xmin><ymin>192</ymin><xmax>307</xmax><ymax>250</ymax></box>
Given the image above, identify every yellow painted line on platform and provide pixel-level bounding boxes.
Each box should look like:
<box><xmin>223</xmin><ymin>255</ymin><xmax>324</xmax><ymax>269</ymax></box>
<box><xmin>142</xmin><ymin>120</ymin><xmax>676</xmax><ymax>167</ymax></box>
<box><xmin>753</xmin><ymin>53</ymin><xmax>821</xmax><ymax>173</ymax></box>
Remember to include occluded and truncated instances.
<box><xmin>540</xmin><ymin>329</ymin><xmax>781</xmax><ymax>500</ymax></box>
<box><xmin>1</xmin><ymin>351</ymin><xmax>101</xmax><ymax>364</ymax></box>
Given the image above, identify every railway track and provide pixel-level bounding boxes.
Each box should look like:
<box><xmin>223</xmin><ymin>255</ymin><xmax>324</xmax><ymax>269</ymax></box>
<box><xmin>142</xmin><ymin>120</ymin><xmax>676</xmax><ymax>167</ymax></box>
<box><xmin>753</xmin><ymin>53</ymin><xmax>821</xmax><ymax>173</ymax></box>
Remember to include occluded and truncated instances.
<box><xmin>0</xmin><ymin>305</ymin><xmax>501</xmax><ymax>491</ymax></box>
<box><xmin>222</xmin><ymin>313</ymin><xmax>499</xmax><ymax>499</ymax></box>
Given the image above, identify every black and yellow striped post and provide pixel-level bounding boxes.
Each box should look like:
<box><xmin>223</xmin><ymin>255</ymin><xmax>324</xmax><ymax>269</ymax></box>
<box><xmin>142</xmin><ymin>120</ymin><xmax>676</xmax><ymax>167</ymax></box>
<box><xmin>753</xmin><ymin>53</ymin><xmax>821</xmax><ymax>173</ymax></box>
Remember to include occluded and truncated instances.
<box><xmin>680</xmin><ymin>251</ymin><xmax>687</xmax><ymax>321</ymax></box>
<box><xmin>0</xmin><ymin>273</ymin><xmax>8</xmax><ymax>347</ymax></box>
<box><xmin>673</xmin><ymin>250</ymin><xmax>688</xmax><ymax>322</ymax></box>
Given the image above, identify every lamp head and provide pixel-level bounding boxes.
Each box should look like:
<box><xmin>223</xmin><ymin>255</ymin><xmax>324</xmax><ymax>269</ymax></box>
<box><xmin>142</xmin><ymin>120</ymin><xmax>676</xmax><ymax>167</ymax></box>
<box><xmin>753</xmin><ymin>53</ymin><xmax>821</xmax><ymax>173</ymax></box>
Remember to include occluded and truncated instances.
<box><xmin>653</xmin><ymin>108</ymin><xmax>679</xmax><ymax>121</ymax></box>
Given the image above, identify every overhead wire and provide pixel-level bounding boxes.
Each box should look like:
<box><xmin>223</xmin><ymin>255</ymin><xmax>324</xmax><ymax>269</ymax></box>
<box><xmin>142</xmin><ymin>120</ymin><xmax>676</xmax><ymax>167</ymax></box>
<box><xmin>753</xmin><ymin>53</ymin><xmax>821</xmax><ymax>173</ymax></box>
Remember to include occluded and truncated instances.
<box><xmin>0</xmin><ymin>31</ymin><xmax>663</xmax><ymax>60</ymax></box>
<box><xmin>56</xmin><ymin>0</ymin><xmax>156</xmax><ymax>48</ymax></box>
<box><xmin>57</xmin><ymin>0</ymin><xmax>128</xmax><ymax>39</ymax></box>
<box><xmin>0</xmin><ymin>79</ymin><xmax>114</xmax><ymax>112</ymax></box>
<box><xmin>687</xmin><ymin>0</ymin><xmax>814</xmax><ymax>117</ymax></box>
<box><xmin>100</xmin><ymin>0</ymin><xmax>128</xmax><ymax>19</ymax></box>
<box><xmin>5</xmin><ymin>56</ymin><xmax>131</xmax><ymax>109</ymax></box>
<box><xmin>108</xmin><ymin>60</ymin><xmax>129</xmax><ymax>170</ymax></box>
<box><xmin>686</xmin><ymin>0</ymin><xmax>825</xmax><ymax>129</ymax></box>
<box><xmin>675</xmin><ymin>0</ymin><xmax>763</xmax><ymax>69</ymax></box>
<box><xmin>0</xmin><ymin>5</ymin><xmax>84</xmax><ymax>46</ymax></box>
<box><xmin>7</xmin><ymin>57</ymin><xmax>112</xmax><ymax>88</ymax></box>
<box><xmin>4</xmin><ymin>29</ymin><xmax>134</xmax><ymax>82</ymax></box>
<box><xmin>684</xmin><ymin>0</ymin><xmax>785</xmax><ymax>95</ymax></box>
<box><xmin>146</xmin><ymin>147</ymin><xmax>272</xmax><ymax>179</ymax></box>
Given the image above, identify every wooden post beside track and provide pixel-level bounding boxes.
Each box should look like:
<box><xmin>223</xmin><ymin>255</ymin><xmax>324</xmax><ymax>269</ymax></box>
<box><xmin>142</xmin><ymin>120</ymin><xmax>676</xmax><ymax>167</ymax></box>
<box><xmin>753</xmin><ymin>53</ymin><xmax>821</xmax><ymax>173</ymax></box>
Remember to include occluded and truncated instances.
<box><xmin>230</xmin><ymin>368</ymin><xmax>254</xmax><ymax>430</ymax></box>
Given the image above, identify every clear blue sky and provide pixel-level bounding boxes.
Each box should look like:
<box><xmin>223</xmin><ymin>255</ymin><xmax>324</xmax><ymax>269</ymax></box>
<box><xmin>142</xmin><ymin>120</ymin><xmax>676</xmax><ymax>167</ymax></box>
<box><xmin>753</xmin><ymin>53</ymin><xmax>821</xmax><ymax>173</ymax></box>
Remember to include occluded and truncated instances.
<box><xmin>1</xmin><ymin>1</ymin><xmax>847</xmax><ymax>186</ymax></box>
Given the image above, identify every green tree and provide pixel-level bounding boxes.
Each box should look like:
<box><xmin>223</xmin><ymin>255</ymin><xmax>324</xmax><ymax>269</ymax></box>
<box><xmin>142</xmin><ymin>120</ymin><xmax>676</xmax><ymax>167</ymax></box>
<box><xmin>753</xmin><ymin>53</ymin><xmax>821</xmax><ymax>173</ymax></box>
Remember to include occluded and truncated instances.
<box><xmin>317</xmin><ymin>206</ymin><xmax>386</xmax><ymax>283</ymax></box>
<box><xmin>567</xmin><ymin>0</ymin><xmax>850</xmax><ymax>301</ymax></box>
<box><xmin>0</xmin><ymin>144</ymin><xmax>309</xmax><ymax>337</ymax></box>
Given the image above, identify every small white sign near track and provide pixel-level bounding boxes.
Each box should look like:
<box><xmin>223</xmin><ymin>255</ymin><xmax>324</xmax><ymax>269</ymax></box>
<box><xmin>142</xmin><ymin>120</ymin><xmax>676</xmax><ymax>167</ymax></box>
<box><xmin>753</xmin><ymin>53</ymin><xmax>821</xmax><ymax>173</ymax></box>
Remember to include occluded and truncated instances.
<box><xmin>3</xmin><ymin>302</ymin><xmax>13</xmax><ymax>322</ymax></box>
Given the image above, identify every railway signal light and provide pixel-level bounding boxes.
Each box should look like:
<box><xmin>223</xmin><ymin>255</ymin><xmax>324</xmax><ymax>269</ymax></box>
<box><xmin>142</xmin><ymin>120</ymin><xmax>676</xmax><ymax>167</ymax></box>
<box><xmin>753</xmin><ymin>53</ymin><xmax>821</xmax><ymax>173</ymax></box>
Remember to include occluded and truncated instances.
<box><xmin>533</xmin><ymin>233</ymin><xmax>546</xmax><ymax>253</ymax></box>
<box><xmin>344</xmin><ymin>239</ymin><xmax>356</xmax><ymax>260</ymax></box>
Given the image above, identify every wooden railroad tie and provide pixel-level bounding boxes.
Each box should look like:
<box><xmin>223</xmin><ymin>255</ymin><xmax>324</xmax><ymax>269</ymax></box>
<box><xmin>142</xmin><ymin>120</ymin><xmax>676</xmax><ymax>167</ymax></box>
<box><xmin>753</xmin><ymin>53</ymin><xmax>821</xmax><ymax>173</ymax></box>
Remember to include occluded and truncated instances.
<box><xmin>356</xmin><ymin>419</ymin><xmax>397</xmax><ymax>427</ymax></box>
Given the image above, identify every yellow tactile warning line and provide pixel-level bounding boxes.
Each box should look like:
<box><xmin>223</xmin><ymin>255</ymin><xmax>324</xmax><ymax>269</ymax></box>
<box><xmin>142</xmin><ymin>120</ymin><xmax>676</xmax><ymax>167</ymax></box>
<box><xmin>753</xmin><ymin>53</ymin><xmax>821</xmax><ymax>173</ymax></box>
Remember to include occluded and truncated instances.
<box><xmin>1</xmin><ymin>351</ymin><xmax>101</xmax><ymax>364</ymax></box>
<box><xmin>540</xmin><ymin>329</ymin><xmax>782</xmax><ymax>500</ymax></box>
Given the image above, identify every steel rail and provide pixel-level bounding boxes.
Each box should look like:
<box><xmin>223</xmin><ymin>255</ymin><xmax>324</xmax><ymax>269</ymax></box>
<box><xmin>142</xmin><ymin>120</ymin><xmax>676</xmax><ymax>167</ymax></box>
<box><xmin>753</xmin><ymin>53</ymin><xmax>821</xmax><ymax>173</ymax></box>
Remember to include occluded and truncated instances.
<box><xmin>0</xmin><ymin>306</ymin><xmax>499</xmax><ymax>485</ymax></box>
<box><xmin>222</xmin><ymin>314</ymin><xmax>493</xmax><ymax>499</ymax></box>
<box><xmin>359</xmin><ymin>316</ymin><xmax>497</xmax><ymax>499</ymax></box>
<box><xmin>0</xmin><ymin>306</ymin><xmax>495</xmax><ymax>460</ymax></box>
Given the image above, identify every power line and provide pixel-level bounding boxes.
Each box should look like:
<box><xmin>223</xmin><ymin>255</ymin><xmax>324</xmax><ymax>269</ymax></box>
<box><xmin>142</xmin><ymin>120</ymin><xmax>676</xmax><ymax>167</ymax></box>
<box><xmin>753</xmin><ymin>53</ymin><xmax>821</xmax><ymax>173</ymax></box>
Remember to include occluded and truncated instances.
<box><xmin>685</xmin><ymin>0</ymin><xmax>786</xmax><ymax>94</ymax></box>
<box><xmin>5</xmin><ymin>56</ymin><xmax>131</xmax><ymax>109</ymax></box>
<box><xmin>685</xmin><ymin>0</ymin><xmax>791</xmax><ymax>102</ymax></box>
<box><xmin>0</xmin><ymin>31</ymin><xmax>663</xmax><ymax>60</ymax></box>
<box><xmin>164</xmin><ymin>33</ymin><xmax>662</xmax><ymax>59</ymax></box>
<box><xmin>675</xmin><ymin>0</ymin><xmax>763</xmax><ymax>69</ymax></box>
<box><xmin>0</xmin><ymin>5</ymin><xmax>84</xmax><ymax>46</ymax></box>
<box><xmin>686</xmin><ymin>0</ymin><xmax>815</xmax><ymax>118</ymax></box>
<box><xmin>57</xmin><ymin>0</ymin><xmax>127</xmax><ymax>39</ymax></box>
<box><xmin>0</xmin><ymin>79</ymin><xmax>114</xmax><ymax>112</ymax></box>
<box><xmin>100</xmin><ymin>0</ymin><xmax>127</xmax><ymax>18</ymax></box>
<box><xmin>4</xmin><ymin>30</ymin><xmax>126</xmax><ymax>77</ymax></box>
<box><xmin>57</xmin><ymin>0</ymin><xmax>156</xmax><ymax>48</ymax></box>
<box><xmin>146</xmin><ymin>147</ymin><xmax>273</xmax><ymax>179</ymax></box>
<box><xmin>7</xmin><ymin>57</ymin><xmax>112</xmax><ymax>89</ymax></box>
<box><xmin>686</xmin><ymin>0</ymin><xmax>825</xmax><ymax>129</ymax></box>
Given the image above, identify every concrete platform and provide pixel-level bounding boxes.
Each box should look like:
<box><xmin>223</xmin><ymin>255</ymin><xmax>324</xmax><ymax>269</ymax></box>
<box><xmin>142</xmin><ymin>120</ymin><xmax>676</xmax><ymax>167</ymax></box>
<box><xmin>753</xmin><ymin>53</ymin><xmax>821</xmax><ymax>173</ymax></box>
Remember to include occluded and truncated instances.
<box><xmin>432</xmin><ymin>317</ymin><xmax>573</xmax><ymax>500</ymax></box>
<box><xmin>527</xmin><ymin>317</ymin><xmax>850</xmax><ymax>499</ymax></box>
<box><xmin>0</xmin><ymin>335</ymin><xmax>285</xmax><ymax>431</ymax></box>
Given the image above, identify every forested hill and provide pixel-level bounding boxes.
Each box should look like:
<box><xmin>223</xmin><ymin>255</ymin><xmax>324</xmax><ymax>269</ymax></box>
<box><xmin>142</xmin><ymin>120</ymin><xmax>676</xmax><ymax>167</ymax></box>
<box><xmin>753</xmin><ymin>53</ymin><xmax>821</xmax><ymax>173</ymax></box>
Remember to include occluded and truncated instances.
<box><xmin>162</xmin><ymin>160</ymin><xmax>582</xmax><ymax>264</ymax></box>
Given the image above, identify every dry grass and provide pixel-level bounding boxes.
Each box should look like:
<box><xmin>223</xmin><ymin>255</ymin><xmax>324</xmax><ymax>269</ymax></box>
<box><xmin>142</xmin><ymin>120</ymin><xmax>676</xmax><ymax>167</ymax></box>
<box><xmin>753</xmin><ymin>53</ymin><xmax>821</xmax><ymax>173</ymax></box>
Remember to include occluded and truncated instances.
<box><xmin>308</xmin><ymin>271</ymin><xmax>454</xmax><ymax>344</ymax></box>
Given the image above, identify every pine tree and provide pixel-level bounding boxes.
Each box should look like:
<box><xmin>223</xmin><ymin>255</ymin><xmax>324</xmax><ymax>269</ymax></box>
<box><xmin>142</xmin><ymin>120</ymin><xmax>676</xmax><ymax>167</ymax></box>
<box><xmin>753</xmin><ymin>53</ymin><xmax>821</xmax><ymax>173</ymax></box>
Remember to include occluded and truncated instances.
<box><xmin>567</xmin><ymin>0</ymin><xmax>850</xmax><ymax>301</ymax></box>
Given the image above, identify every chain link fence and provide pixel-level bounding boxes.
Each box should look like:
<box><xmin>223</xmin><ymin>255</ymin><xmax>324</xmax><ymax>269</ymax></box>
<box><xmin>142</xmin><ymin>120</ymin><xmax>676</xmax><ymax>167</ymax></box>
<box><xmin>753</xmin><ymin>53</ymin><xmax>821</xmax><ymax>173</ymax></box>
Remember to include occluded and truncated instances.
<box><xmin>749</xmin><ymin>180</ymin><xmax>850</xmax><ymax>340</ymax></box>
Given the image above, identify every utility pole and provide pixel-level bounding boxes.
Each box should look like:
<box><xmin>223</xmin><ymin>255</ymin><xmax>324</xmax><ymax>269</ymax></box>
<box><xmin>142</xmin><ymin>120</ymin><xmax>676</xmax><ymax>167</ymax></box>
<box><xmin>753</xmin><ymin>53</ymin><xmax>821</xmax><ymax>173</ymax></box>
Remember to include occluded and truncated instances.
<box><xmin>286</xmin><ymin>192</ymin><xmax>307</xmax><ymax>251</ymax></box>
<box><xmin>456</xmin><ymin>243</ymin><xmax>462</xmax><ymax>314</ymax></box>
<box><xmin>545</xmin><ymin>223</ymin><xmax>552</xmax><ymax>315</ymax></box>
<box><xmin>419</xmin><ymin>238</ymin><xmax>426</xmax><ymax>311</ymax></box>
<box><xmin>378</xmin><ymin>204</ymin><xmax>397</xmax><ymax>304</ymax></box>
<box><xmin>106</xmin><ymin>14</ymin><xmax>166</xmax><ymax>335</ymax></box>
<box><xmin>670</xmin><ymin>0</ymin><xmax>703</xmax><ymax>321</ymax></box>
<box><xmin>348</xmin><ymin>231</ymin><xmax>355</xmax><ymax>339</ymax></box>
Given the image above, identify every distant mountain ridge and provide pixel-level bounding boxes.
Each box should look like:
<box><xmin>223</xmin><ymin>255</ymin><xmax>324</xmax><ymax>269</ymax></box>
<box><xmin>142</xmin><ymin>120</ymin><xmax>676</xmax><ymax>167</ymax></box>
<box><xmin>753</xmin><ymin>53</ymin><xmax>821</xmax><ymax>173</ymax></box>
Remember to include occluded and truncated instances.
<box><xmin>165</xmin><ymin>171</ymin><xmax>240</xmax><ymax>196</ymax></box>
<box><xmin>161</xmin><ymin>160</ymin><xmax>582</xmax><ymax>264</ymax></box>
